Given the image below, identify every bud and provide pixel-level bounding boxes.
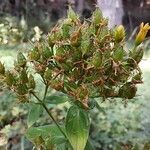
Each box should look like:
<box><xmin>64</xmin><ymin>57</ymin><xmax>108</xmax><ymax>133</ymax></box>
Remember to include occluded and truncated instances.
<box><xmin>5</xmin><ymin>71</ymin><xmax>15</xmax><ymax>86</ymax></box>
<box><xmin>28</xmin><ymin>74</ymin><xmax>36</xmax><ymax>89</ymax></box>
<box><xmin>135</xmin><ymin>22</ymin><xmax>150</xmax><ymax>46</ymax></box>
<box><xmin>0</xmin><ymin>61</ymin><xmax>5</xmax><ymax>75</ymax></box>
<box><xmin>114</xmin><ymin>25</ymin><xmax>125</xmax><ymax>43</ymax></box>
<box><xmin>17</xmin><ymin>52</ymin><xmax>26</xmax><ymax>68</ymax></box>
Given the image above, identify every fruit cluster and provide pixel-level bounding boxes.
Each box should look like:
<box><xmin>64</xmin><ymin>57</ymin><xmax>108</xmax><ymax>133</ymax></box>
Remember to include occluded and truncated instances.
<box><xmin>1</xmin><ymin>7</ymin><xmax>149</xmax><ymax>108</ymax></box>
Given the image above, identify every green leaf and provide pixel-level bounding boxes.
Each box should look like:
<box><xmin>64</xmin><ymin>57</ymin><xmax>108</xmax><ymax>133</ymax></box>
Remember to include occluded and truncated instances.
<box><xmin>65</xmin><ymin>106</ymin><xmax>90</xmax><ymax>150</ymax></box>
<box><xmin>45</xmin><ymin>93</ymin><xmax>68</xmax><ymax>104</ymax></box>
<box><xmin>26</xmin><ymin>125</ymin><xmax>65</xmax><ymax>145</ymax></box>
<box><xmin>85</xmin><ymin>140</ymin><xmax>95</xmax><ymax>150</ymax></box>
<box><xmin>27</xmin><ymin>104</ymin><xmax>42</xmax><ymax>127</ymax></box>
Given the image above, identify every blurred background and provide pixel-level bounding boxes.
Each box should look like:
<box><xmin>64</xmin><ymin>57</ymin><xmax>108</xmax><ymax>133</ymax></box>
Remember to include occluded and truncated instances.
<box><xmin>0</xmin><ymin>0</ymin><xmax>150</xmax><ymax>150</ymax></box>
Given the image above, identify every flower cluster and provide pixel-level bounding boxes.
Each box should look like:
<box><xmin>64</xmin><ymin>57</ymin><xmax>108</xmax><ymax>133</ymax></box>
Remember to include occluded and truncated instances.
<box><xmin>0</xmin><ymin>8</ymin><xmax>148</xmax><ymax>109</ymax></box>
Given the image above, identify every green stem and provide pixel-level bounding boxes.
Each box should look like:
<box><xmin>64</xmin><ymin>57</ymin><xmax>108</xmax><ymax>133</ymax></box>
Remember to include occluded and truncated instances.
<box><xmin>31</xmin><ymin>92</ymin><xmax>67</xmax><ymax>139</ymax></box>
<box><xmin>43</xmin><ymin>84</ymin><xmax>48</xmax><ymax>102</ymax></box>
<box><xmin>41</xmin><ymin>102</ymin><xmax>67</xmax><ymax>138</ymax></box>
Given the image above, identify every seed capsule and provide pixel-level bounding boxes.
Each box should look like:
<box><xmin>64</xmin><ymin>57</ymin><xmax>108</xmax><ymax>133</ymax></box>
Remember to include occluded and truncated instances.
<box><xmin>17</xmin><ymin>52</ymin><xmax>26</xmax><ymax>68</ymax></box>
<box><xmin>118</xmin><ymin>83</ymin><xmax>137</xmax><ymax>99</ymax></box>
<box><xmin>0</xmin><ymin>61</ymin><xmax>5</xmax><ymax>75</ymax></box>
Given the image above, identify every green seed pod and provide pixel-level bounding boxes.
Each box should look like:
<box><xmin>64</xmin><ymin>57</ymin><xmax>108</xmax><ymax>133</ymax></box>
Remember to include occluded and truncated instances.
<box><xmin>19</xmin><ymin>69</ymin><xmax>28</xmax><ymax>83</ymax></box>
<box><xmin>62</xmin><ymin>23</ymin><xmax>71</xmax><ymax>38</ymax></box>
<box><xmin>16</xmin><ymin>84</ymin><xmax>28</xmax><ymax>95</ymax></box>
<box><xmin>67</xmin><ymin>6</ymin><xmax>78</xmax><ymax>21</ymax></box>
<box><xmin>118</xmin><ymin>83</ymin><xmax>137</xmax><ymax>99</ymax></box>
<box><xmin>92</xmin><ymin>51</ymin><xmax>103</xmax><ymax>68</ymax></box>
<box><xmin>92</xmin><ymin>8</ymin><xmax>103</xmax><ymax>25</ymax></box>
<box><xmin>0</xmin><ymin>61</ymin><xmax>5</xmax><ymax>75</ymax></box>
<box><xmin>114</xmin><ymin>25</ymin><xmax>125</xmax><ymax>43</ymax></box>
<box><xmin>28</xmin><ymin>48</ymin><xmax>40</xmax><ymax>61</ymax></box>
<box><xmin>81</xmin><ymin>39</ymin><xmax>90</xmax><ymax>56</ymax></box>
<box><xmin>113</xmin><ymin>47</ymin><xmax>124</xmax><ymax>61</ymax></box>
<box><xmin>42</xmin><ymin>46</ymin><xmax>52</xmax><ymax>59</ymax></box>
<box><xmin>44</xmin><ymin>68</ymin><xmax>52</xmax><ymax>81</ymax></box>
<box><xmin>17</xmin><ymin>52</ymin><xmax>26</xmax><ymax>68</ymax></box>
<box><xmin>28</xmin><ymin>74</ymin><xmax>36</xmax><ymax>89</ymax></box>
<box><xmin>5</xmin><ymin>71</ymin><xmax>15</xmax><ymax>86</ymax></box>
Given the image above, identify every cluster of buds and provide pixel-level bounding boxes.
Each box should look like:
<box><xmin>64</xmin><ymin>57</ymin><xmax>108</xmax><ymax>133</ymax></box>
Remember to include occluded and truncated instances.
<box><xmin>0</xmin><ymin>7</ymin><xmax>149</xmax><ymax>109</ymax></box>
<box><xmin>0</xmin><ymin>52</ymin><xmax>36</xmax><ymax>102</ymax></box>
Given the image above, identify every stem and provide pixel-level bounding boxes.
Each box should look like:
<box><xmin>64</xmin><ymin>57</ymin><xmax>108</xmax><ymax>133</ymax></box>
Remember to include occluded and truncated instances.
<box><xmin>41</xmin><ymin>102</ymin><xmax>67</xmax><ymax>138</ymax></box>
<box><xmin>43</xmin><ymin>84</ymin><xmax>48</xmax><ymax>102</ymax></box>
<box><xmin>31</xmin><ymin>92</ymin><xmax>67</xmax><ymax>138</ymax></box>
